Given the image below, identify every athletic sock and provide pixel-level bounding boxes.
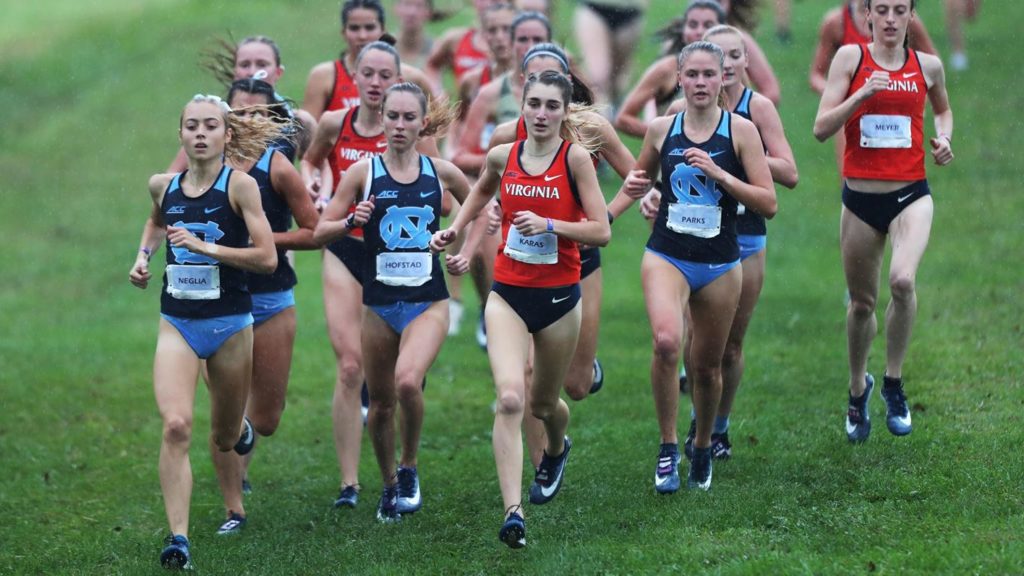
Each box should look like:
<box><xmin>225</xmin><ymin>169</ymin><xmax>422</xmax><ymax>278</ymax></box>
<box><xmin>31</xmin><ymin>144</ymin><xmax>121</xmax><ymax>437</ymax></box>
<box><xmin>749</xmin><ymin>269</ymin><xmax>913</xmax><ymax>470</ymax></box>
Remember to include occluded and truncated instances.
<box><xmin>883</xmin><ymin>375</ymin><xmax>903</xmax><ymax>390</ymax></box>
<box><xmin>713</xmin><ymin>416</ymin><xmax>730</xmax><ymax>435</ymax></box>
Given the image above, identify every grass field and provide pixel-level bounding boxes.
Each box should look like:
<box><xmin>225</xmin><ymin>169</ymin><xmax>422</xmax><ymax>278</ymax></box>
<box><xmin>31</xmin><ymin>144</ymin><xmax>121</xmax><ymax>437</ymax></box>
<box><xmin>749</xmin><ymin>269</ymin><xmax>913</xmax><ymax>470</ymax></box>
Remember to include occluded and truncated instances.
<box><xmin>2</xmin><ymin>0</ymin><xmax>1022</xmax><ymax>574</ymax></box>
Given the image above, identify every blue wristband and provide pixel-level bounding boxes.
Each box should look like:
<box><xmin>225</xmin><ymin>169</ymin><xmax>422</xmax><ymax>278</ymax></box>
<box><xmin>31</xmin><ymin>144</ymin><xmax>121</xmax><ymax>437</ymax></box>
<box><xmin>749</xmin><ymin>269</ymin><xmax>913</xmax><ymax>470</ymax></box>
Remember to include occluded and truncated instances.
<box><xmin>546</xmin><ymin>218</ymin><xmax>554</xmax><ymax>232</ymax></box>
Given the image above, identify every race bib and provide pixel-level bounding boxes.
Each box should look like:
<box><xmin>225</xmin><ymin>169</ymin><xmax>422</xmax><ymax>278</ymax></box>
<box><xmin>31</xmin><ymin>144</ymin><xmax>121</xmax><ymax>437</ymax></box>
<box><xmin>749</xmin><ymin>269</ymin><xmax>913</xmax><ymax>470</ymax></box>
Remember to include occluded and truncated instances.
<box><xmin>166</xmin><ymin>264</ymin><xmax>220</xmax><ymax>300</ymax></box>
<box><xmin>376</xmin><ymin>252</ymin><xmax>432</xmax><ymax>286</ymax></box>
<box><xmin>667</xmin><ymin>203</ymin><xmax>722</xmax><ymax>238</ymax></box>
<box><xmin>860</xmin><ymin>114</ymin><xmax>912</xmax><ymax>149</ymax></box>
<box><xmin>503</xmin><ymin>227</ymin><xmax>557</xmax><ymax>264</ymax></box>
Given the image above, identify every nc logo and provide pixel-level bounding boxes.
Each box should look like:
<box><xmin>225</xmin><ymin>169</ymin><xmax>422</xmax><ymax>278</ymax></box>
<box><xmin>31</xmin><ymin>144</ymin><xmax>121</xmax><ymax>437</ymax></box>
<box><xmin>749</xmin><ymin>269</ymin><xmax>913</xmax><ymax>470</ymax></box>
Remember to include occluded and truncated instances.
<box><xmin>670</xmin><ymin>163</ymin><xmax>721</xmax><ymax>206</ymax></box>
<box><xmin>170</xmin><ymin>221</ymin><xmax>225</xmax><ymax>264</ymax></box>
<box><xmin>380</xmin><ymin>206</ymin><xmax>434</xmax><ymax>250</ymax></box>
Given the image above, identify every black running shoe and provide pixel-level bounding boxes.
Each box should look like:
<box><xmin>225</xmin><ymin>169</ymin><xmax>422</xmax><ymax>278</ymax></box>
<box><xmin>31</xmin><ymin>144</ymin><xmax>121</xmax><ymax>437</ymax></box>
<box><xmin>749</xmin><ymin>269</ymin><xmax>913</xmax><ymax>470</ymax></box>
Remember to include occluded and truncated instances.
<box><xmin>589</xmin><ymin>358</ymin><xmax>604</xmax><ymax>394</ymax></box>
<box><xmin>376</xmin><ymin>485</ymin><xmax>401</xmax><ymax>523</ymax></box>
<box><xmin>215</xmin><ymin>512</ymin><xmax>246</xmax><ymax>536</ymax></box>
<box><xmin>233</xmin><ymin>417</ymin><xmax>255</xmax><ymax>456</ymax></box>
<box><xmin>683</xmin><ymin>418</ymin><xmax>696</xmax><ymax>461</ymax></box>
<box><xmin>881</xmin><ymin>376</ymin><xmax>912</xmax><ymax>436</ymax></box>
<box><xmin>687</xmin><ymin>446</ymin><xmax>713</xmax><ymax>491</ymax></box>
<box><xmin>396</xmin><ymin>466</ymin><xmax>421</xmax><ymax>514</ymax></box>
<box><xmin>334</xmin><ymin>485</ymin><xmax>359</xmax><ymax>508</ymax></box>
<box><xmin>710</xmin><ymin>432</ymin><xmax>732</xmax><ymax>460</ymax></box>
<box><xmin>528</xmin><ymin>436</ymin><xmax>572</xmax><ymax>505</ymax></box>
<box><xmin>846</xmin><ymin>374</ymin><xmax>874</xmax><ymax>443</ymax></box>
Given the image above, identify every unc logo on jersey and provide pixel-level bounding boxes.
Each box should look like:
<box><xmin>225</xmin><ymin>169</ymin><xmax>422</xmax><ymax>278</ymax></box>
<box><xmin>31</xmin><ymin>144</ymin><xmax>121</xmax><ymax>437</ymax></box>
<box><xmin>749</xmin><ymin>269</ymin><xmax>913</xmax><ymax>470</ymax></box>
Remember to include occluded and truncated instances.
<box><xmin>170</xmin><ymin>221</ymin><xmax>225</xmax><ymax>265</ymax></box>
<box><xmin>670</xmin><ymin>163</ymin><xmax>721</xmax><ymax>206</ymax></box>
<box><xmin>380</xmin><ymin>206</ymin><xmax>435</xmax><ymax>250</ymax></box>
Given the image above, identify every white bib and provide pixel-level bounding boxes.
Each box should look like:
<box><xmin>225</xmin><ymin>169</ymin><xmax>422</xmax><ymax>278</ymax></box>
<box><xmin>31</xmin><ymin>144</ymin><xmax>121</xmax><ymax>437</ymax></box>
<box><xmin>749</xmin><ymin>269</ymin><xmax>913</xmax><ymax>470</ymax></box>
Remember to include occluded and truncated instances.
<box><xmin>860</xmin><ymin>114</ymin><xmax>912</xmax><ymax>149</ymax></box>
<box><xmin>503</xmin><ymin>227</ymin><xmax>558</xmax><ymax>264</ymax></box>
<box><xmin>667</xmin><ymin>202</ymin><xmax>722</xmax><ymax>238</ymax></box>
<box><xmin>166</xmin><ymin>264</ymin><xmax>220</xmax><ymax>300</ymax></box>
<box><xmin>376</xmin><ymin>252</ymin><xmax>432</xmax><ymax>286</ymax></box>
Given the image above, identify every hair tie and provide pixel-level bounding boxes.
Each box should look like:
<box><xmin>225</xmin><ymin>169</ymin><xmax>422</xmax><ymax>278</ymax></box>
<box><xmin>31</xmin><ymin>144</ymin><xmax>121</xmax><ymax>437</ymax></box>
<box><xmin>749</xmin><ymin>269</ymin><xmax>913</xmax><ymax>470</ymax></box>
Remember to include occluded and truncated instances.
<box><xmin>252</xmin><ymin>70</ymin><xmax>269</xmax><ymax>81</ymax></box>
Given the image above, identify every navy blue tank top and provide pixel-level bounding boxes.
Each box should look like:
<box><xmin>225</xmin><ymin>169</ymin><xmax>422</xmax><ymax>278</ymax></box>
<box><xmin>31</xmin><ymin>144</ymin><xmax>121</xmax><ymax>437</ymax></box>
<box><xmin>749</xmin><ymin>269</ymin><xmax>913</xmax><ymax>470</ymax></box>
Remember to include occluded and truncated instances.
<box><xmin>731</xmin><ymin>88</ymin><xmax>766</xmax><ymax>237</ymax></box>
<box><xmin>647</xmin><ymin>110</ymin><xmax>746</xmax><ymax>264</ymax></box>
<box><xmin>160</xmin><ymin>166</ymin><xmax>252</xmax><ymax>318</ymax></box>
<box><xmin>246</xmin><ymin>148</ymin><xmax>298</xmax><ymax>294</ymax></box>
<box><xmin>361</xmin><ymin>155</ymin><xmax>448</xmax><ymax>306</ymax></box>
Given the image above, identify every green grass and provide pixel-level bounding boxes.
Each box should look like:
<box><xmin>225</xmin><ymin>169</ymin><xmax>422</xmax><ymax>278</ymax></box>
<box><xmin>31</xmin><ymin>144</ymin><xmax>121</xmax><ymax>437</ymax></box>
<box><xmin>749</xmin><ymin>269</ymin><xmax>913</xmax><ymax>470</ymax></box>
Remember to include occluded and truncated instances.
<box><xmin>2</xmin><ymin>1</ymin><xmax>1023</xmax><ymax>574</ymax></box>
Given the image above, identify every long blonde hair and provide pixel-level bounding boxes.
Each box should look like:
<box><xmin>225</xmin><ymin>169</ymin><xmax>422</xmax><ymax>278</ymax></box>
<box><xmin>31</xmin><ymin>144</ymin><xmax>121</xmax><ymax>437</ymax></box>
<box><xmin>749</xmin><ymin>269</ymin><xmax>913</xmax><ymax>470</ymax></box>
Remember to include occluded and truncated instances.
<box><xmin>181</xmin><ymin>94</ymin><xmax>292</xmax><ymax>163</ymax></box>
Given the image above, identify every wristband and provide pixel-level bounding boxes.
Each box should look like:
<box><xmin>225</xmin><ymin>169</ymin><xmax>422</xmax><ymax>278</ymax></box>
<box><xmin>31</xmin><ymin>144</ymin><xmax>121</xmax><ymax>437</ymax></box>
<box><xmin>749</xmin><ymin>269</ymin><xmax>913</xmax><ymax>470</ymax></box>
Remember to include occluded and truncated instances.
<box><xmin>345</xmin><ymin>214</ymin><xmax>357</xmax><ymax>229</ymax></box>
<box><xmin>607</xmin><ymin>211</ymin><xmax>615</xmax><ymax>225</ymax></box>
<box><xmin>546</xmin><ymin>218</ymin><xmax>554</xmax><ymax>232</ymax></box>
<box><xmin>139</xmin><ymin>247</ymin><xmax>151</xmax><ymax>260</ymax></box>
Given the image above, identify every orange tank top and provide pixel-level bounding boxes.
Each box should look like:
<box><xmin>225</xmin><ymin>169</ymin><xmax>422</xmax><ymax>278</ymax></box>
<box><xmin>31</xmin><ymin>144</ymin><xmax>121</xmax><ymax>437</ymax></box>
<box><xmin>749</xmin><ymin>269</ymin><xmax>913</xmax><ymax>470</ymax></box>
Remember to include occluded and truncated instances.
<box><xmin>494</xmin><ymin>140</ymin><xmax>585</xmax><ymax>288</ymax></box>
<box><xmin>328</xmin><ymin>107</ymin><xmax>387</xmax><ymax>238</ymax></box>
<box><xmin>843</xmin><ymin>46</ymin><xmax>927</xmax><ymax>181</ymax></box>
<box><xmin>325</xmin><ymin>59</ymin><xmax>361</xmax><ymax>113</ymax></box>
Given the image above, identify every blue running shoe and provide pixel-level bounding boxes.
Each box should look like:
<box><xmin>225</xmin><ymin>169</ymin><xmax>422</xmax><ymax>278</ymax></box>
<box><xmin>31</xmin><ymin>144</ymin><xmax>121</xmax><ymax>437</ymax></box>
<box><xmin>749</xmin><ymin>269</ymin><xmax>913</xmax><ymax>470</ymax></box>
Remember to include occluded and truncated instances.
<box><xmin>710</xmin><ymin>432</ymin><xmax>732</xmax><ymax>460</ymax></box>
<box><xmin>845</xmin><ymin>374</ymin><xmax>874</xmax><ymax>443</ymax></box>
<box><xmin>683</xmin><ymin>419</ymin><xmax>696</xmax><ymax>461</ymax></box>
<box><xmin>241</xmin><ymin>478</ymin><xmax>252</xmax><ymax>495</ymax></box>
<box><xmin>396</xmin><ymin>466</ymin><xmax>422</xmax><ymax>514</ymax></box>
<box><xmin>233</xmin><ymin>417</ymin><xmax>255</xmax><ymax>456</ymax></box>
<box><xmin>376</xmin><ymin>485</ymin><xmax>401</xmax><ymax>523</ymax></box>
<box><xmin>216</xmin><ymin>512</ymin><xmax>246</xmax><ymax>536</ymax></box>
<box><xmin>159</xmin><ymin>534</ymin><xmax>194</xmax><ymax>570</ymax></box>
<box><xmin>334</xmin><ymin>484</ymin><xmax>359</xmax><ymax>508</ymax></box>
<box><xmin>528</xmin><ymin>436</ymin><xmax>571</xmax><ymax>505</ymax></box>
<box><xmin>654</xmin><ymin>443</ymin><xmax>681</xmax><ymax>494</ymax></box>
<box><xmin>687</xmin><ymin>446</ymin><xmax>713</xmax><ymax>491</ymax></box>
<box><xmin>589</xmin><ymin>358</ymin><xmax>604</xmax><ymax>394</ymax></box>
<box><xmin>881</xmin><ymin>376</ymin><xmax>912</xmax><ymax>436</ymax></box>
<box><xmin>499</xmin><ymin>508</ymin><xmax>526</xmax><ymax>549</ymax></box>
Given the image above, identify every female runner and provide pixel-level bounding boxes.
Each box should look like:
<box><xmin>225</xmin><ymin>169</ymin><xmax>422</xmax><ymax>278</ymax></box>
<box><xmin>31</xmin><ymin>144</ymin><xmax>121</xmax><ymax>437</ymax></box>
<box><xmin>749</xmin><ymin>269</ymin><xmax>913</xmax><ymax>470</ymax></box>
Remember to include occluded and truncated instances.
<box><xmin>615</xmin><ymin>0</ymin><xmax>779</xmax><ymax>138</ymax></box>
<box><xmin>128</xmin><ymin>94</ymin><xmax>281</xmax><ymax>569</ymax></box>
<box><xmin>813</xmin><ymin>0</ymin><xmax>953</xmax><ymax>443</ymax></box>
<box><xmin>432</xmin><ymin>70</ymin><xmax>610</xmax><ymax>548</ymax></box>
<box><xmin>207</xmin><ymin>78</ymin><xmax>322</xmax><ymax>535</ymax></box>
<box><xmin>304</xmin><ymin>41</ymin><xmax>436</xmax><ymax>508</ymax></box>
<box><xmin>487</xmin><ymin>42</ymin><xmax>636</xmax><ymax>406</ymax></box>
<box><xmin>629</xmin><ymin>41</ymin><xmax>775</xmax><ymax>493</ymax></box>
<box><xmin>315</xmin><ymin>83</ymin><xmax>470</xmax><ymax>522</ymax></box>
<box><xmin>302</xmin><ymin>0</ymin><xmax>433</xmax><ymax>121</ymax></box>
<box><xmin>167</xmin><ymin>35</ymin><xmax>316</xmax><ymax>169</ymax></box>
<box><xmin>424</xmin><ymin>0</ymin><xmax>496</xmax><ymax>92</ymax></box>
<box><xmin>655</xmin><ymin>25</ymin><xmax>799</xmax><ymax>460</ymax></box>
<box><xmin>809</xmin><ymin>0</ymin><xmax>936</xmax><ymax>176</ymax></box>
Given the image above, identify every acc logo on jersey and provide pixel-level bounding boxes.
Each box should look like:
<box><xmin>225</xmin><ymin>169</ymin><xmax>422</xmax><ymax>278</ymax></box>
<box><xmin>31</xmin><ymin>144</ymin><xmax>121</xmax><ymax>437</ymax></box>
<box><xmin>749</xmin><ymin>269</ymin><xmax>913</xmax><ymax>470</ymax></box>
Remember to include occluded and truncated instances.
<box><xmin>170</xmin><ymin>221</ymin><xmax>225</xmax><ymax>265</ymax></box>
<box><xmin>670</xmin><ymin>163</ymin><xmax>721</xmax><ymax>206</ymax></box>
<box><xmin>380</xmin><ymin>206</ymin><xmax>435</xmax><ymax>250</ymax></box>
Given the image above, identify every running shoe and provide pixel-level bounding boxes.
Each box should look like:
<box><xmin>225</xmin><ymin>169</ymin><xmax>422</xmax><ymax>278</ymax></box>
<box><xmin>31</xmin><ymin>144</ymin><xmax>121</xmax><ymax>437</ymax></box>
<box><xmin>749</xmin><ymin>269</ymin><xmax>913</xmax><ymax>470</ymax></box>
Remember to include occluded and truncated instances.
<box><xmin>233</xmin><ymin>417</ymin><xmax>255</xmax><ymax>456</ymax></box>
<box><xmin>159</xmin><ymin>534</ymin><xmax>194</xmax><ymax>571</ymax></box>
<box><xmin>396</xmin><ymin>466</ymin><xmax>422</xmax><ymax>514</ymax></box>
<box><xmin>846</xmin><ymin>374</ymin><xmax>875</xmax><ymax>443</ymax></box>
<box><xmin>679</xmin><ymin>368</ymin><xmax>689</xmax><ymax>393</ymax></box>
<box><xmin>448</xmin><ymin>299</ymin><xmax>464</xmax><ymax>336</ymax></box>
<box><xmin>881</xmin><ymin>376</ymin><xmax>912</xmax><ymax>436</ymax></box>
<box><xmin>710</xmin><ymin>432</ymin><xmax>732</xmax><ymax>460</ymax></box>
<box><xmin>687</xmin><ymin>446</ymin><xmax>713</xmax><ymax>491</ymax></box>
<box><xmin>334</xmin><ymin>485</ymin><xmax>359</xmax><ymax>509</ymax></box>
<box><xmin>475</xmin><ymin>312</ymin><xmax>487</xmax><ymax>350</ymax></box>
<box><xmin>241</xmin><ymin>478</ymin><xmax>252</xmax><ymax>495</ymax></box>
<box><xmin>360</xmin><ymin>381</ymin><xmax>370</xmax><ymax>426</ymax></box>
<box><xmin>528</xmin><ymin>436</ymin><xmax>572</xmax><ymax>505</ymax></box>
<box><xmin>683</xmin><ymin>418</ymin><xmax>696</xmax><ymax>461</ymax></box>
<box><xmin>654</xmin><ymin>443</ymin><xmax>681</xmax><ymax>494</ymax></box>
<box><xmin>589</xmin><ymin>358</ymin><xmax>604</xmax><ymax>395</ymax></box>
<box><xmin>376</xmin><ymin>485</ymin><xmax>401</xmax><ymax>523</ymax></box>
<box><xmin>499</xmin><ymin>510</ymin><xmax>526</xmax><ymax>549</ymax></box>
<box><xmin>215</xmin><ymin>512</ymin><xmax>246</xmax><ymax>536</ymax></box>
